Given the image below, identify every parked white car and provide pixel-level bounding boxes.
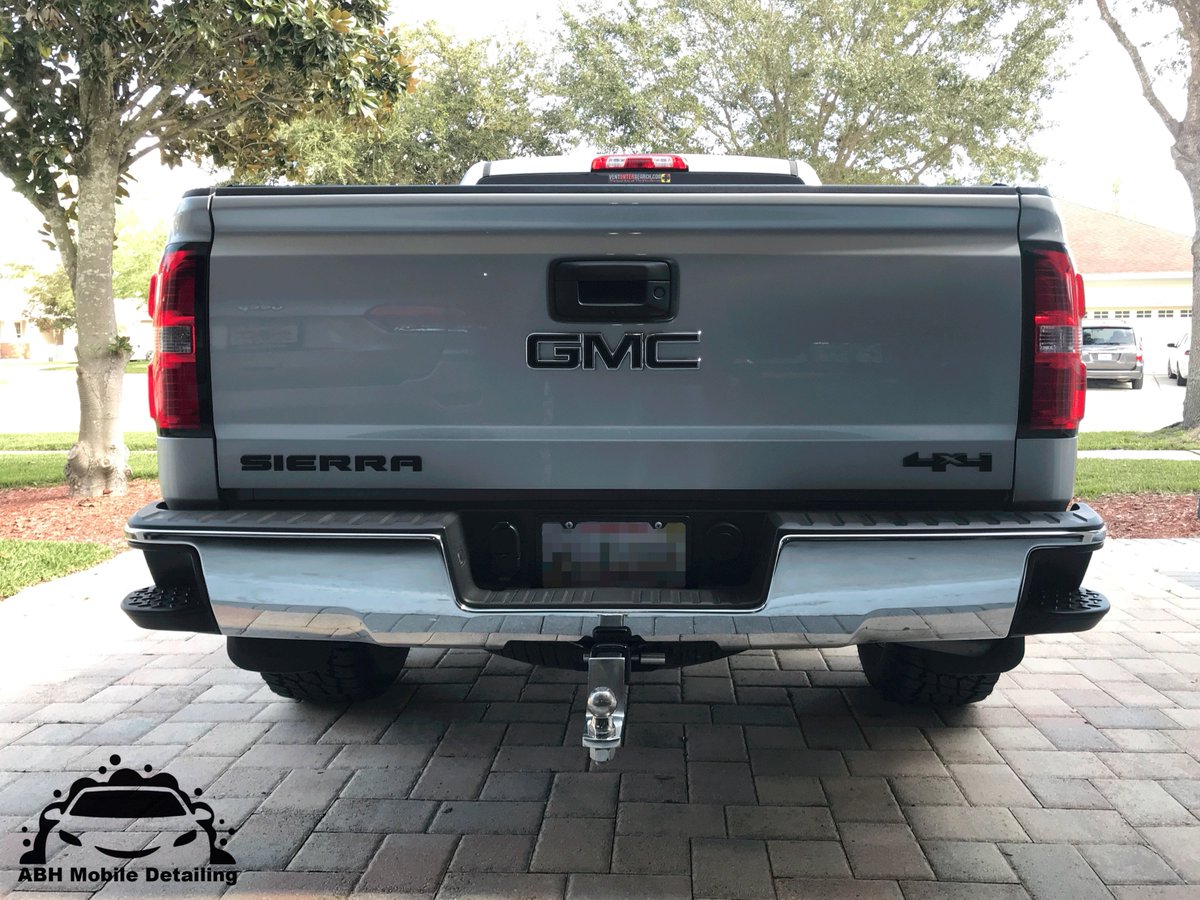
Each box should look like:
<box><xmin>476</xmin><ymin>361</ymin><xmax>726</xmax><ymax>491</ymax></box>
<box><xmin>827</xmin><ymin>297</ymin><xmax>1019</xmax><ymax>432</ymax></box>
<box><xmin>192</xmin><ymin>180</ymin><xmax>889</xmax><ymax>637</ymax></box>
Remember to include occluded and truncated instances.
<box><xmin>1167</xmin><ymin>328</ymin><xmax>1191</xmax><ymax>386</ymax></box>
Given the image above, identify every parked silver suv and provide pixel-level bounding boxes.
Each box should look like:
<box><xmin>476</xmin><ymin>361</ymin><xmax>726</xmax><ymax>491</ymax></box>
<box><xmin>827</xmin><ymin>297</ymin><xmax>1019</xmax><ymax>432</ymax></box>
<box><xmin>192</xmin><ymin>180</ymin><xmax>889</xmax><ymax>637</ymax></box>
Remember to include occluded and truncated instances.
<box><xmin>1083</xmin><ymin>324</ymin><xmax>1143</xmax><ymax>389</ymax></box>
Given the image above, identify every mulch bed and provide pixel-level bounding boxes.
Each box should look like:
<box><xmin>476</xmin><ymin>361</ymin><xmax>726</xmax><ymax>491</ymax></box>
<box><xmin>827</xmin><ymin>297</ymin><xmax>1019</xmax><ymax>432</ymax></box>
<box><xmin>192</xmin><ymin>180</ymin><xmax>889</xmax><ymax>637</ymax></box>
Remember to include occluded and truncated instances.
<box><xmin>1084</xmin><ymin>493</ymin><xmax>1200</xmax><ymax>539</ymax></box>
<box><xmin>0</xmin><ymin>484</ymin><xmax>1196</xmax><ymax>548</ymax></box>
<box><xmin>0</xmin><ymin>481</ymin><xmax>161</xmax><ymax>550</ymax></box>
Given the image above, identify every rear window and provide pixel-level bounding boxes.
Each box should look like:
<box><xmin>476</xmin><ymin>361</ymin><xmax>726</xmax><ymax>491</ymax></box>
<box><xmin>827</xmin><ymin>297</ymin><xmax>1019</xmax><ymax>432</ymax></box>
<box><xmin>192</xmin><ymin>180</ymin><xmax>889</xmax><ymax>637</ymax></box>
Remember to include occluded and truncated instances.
<box><xmin>1083</xmin><ymin>327</ymin><xmax>1136</xmax><ymax>346</ymax></box>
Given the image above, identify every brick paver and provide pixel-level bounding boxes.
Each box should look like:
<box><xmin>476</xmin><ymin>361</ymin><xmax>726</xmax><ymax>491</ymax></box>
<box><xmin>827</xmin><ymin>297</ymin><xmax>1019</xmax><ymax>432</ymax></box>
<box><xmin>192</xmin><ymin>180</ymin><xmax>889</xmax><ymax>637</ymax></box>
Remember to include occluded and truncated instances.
<box><xmin>0</xmin><ymin>538</ymin><xmax>1197</xmax><ymax>897</ymax></box>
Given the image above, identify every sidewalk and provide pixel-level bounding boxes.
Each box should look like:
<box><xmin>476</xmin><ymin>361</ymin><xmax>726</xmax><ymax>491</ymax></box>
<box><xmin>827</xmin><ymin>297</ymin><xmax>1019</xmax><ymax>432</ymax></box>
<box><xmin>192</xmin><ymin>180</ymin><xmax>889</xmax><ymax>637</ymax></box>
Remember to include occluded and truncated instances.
<box><xmin>1078</xmin><ymin>449</ymin><xmax>1200</xmax><ymax>460</ymax></box>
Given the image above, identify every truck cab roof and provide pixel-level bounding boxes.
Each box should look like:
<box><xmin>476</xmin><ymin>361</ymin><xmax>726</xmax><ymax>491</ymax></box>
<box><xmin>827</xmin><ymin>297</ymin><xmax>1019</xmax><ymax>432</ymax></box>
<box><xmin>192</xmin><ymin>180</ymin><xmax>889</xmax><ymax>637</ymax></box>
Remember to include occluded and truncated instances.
<box><xmin>461</xmin><ymin>154</ymin><xmax>823</xmax><ymax>186</ymax></box>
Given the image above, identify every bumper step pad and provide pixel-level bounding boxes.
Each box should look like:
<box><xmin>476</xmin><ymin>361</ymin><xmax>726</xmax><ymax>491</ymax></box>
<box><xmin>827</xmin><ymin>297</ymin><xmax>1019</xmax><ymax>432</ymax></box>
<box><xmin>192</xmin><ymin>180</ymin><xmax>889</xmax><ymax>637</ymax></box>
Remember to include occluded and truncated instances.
<box><xmin>1012</xmin><ymin>586</ymin><xmax>1109</xmax><ymax>635</ymax></box>
<box><xmin>121</xmin><ymin>585</ymin><xmax>220</xmax><ymax>634</ymax></box>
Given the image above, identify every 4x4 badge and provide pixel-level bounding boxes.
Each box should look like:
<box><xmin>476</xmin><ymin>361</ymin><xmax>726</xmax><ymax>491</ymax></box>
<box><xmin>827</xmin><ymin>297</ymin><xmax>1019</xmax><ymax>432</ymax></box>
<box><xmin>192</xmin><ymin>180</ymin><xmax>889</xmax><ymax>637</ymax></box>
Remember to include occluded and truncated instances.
<box><xmin>903</xmin><ymin>451</ymin><xmax>993</xmax><ymax>473</ymax></box>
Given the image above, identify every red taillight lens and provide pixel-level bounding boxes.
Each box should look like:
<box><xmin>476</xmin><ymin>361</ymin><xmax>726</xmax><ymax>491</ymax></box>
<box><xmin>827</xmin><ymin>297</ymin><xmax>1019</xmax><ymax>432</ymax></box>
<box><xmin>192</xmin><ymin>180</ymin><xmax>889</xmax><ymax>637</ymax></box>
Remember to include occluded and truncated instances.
<box><xmin>591</xmin><ymin>154</ymin><xmax>688</xmax><ymax>171</ymax></box>
<box><xmin>150</xmin><ymin>249</ymin><xmax>202</xmax><ymax>431</ymax></box>
<box><xmin>1025</xmin><ymin>247</ymin><xmax>1085</xmax><ymax>432</ymax></box>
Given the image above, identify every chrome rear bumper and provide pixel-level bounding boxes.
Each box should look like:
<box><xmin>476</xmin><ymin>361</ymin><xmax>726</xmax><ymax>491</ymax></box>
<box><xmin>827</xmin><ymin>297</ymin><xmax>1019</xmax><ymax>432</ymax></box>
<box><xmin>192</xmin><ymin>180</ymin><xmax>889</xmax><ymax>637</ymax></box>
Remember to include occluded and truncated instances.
<box><xmin>125</xmin><ymin>504</ymin><xmax>1106</xmax><ymax>650</ymax></box>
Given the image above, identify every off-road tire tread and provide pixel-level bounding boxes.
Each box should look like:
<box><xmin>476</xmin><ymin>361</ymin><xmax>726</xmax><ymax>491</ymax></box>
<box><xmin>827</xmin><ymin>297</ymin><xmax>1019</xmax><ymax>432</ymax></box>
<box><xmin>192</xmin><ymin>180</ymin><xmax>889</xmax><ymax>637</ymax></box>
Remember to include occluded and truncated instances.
<box><xmin>858</xmin><ymin>643</ymin><xmax>999</xmax><ymax>706</ymax></box>
<box><xmin>261</xmin><ymin>645</ymin><xmax>407</xmax><ymax>704</ymax></box>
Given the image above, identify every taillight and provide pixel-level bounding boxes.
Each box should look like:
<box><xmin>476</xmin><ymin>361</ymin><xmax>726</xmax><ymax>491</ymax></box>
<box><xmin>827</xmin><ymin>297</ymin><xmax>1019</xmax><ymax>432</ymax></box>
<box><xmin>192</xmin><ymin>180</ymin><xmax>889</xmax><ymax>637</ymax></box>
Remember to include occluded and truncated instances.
<box><xmin>1024</xmin><ymin>246</ymin><xmax>1085</xmax><ymax>432</ymax></box>
<box><xmin>591</xmin><ymin>154</ymin><xmax>688</xmax><ymax>171</ymax></box>
<box><xmin>149</xmin><ymin>248</ymin><xmax>203</xmax><ymax>432</ymax></box>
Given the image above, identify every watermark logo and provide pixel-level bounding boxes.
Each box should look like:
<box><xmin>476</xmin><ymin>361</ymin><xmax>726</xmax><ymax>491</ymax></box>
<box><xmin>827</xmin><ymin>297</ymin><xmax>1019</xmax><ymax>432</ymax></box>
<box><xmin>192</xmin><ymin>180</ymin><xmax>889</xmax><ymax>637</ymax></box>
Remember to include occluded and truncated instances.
<box><xmin>15</xmin><ymin>754</ymin><xmax>238</xmax><ymax>887</ymax></box>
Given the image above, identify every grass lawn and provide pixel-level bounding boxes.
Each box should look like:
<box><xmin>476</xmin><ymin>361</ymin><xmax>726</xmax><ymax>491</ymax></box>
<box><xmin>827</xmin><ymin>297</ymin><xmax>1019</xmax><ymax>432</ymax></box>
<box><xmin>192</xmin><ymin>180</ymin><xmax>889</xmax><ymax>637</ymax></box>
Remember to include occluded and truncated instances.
<box><xmin>0</xmin><ymin>539</ymin><xmax>114</xmax><ymax>599</ymax></box>
<box><xmin>39</xmin><ymin>360</ymin><xmax>149</xmax><ymax>375</ymax></box>
<box><xmin>0</xmin><ymin>452</ymin><xmax>158</xmax><ymax>488</ymax></box>
<box><xmin>1079</xmin><ymin>428</ymin><xmax>1200</xmax><ymax>452</ymax></box>
<box><xmin>0</xmin><ymin>432</ymin><xmax>156</xmax><ymax>451</ymax></box>
<box><xmin>1075</xmin><ymin>458</ymin><xmax>1200</xmax><ymax>499</ymax></box>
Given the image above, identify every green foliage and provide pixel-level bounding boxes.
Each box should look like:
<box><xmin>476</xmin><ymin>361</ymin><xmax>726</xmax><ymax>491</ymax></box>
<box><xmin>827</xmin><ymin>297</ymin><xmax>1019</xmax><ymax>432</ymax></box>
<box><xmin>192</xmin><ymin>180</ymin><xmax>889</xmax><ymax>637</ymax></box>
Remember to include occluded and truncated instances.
<box><xmin>1074</xmin><ymin>459</ymin><xmax>1200</xmax><ymax>498</ymax></box>
<box><xmin>0</xmin><ymin>540</ymin><xmax>114</xmax><ymax>599</ymax></box>
<box><xmin>8</xmin><ymin>218</ymin><xmax>170</xmax><ymax>331</ymax></box>
<box><xmin>7</xmin><ymin>262</ymin><xmax>74</xmax><ymax>332</ymax></box>
<box><xmin>549</xmin><ymin>0</ymin><xmax>1068</xmax><ymax>184</ymax></box>
<box><xmin>278</xmin><ymin>25</ymin><xmax>561</xmax><ymax>185</ymax></box>
<box><xmin>112</xmin><ymin>221</ymin><xmax>168</xmax><ymax>300</ymax></box>
<box><xmin>0</xmin><ymin>1</ymin><xmax>414</xmax><ymax>226</ymax></box>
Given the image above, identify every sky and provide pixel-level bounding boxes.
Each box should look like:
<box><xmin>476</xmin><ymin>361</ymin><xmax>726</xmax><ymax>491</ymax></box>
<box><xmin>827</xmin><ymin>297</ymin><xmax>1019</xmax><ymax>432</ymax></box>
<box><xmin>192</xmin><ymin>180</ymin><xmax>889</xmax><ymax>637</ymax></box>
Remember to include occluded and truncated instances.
<box><xmin>0</xmin><ymin>0</ymin><xmax>1193</xmax><ymax>275</ymax></box>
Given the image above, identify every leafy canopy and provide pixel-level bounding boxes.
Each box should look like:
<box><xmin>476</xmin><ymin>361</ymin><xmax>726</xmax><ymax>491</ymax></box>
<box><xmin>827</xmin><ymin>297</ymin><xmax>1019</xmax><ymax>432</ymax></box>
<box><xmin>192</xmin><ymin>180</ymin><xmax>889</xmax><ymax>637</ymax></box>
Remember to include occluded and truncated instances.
<box><xmin>549</xmin><ymin>0</ymin><xmax>1069</xmax><ymax>185</ymax></box>
<box><xmin>9</xmin><ymin>218</ymin><xmax>168</xmax><ymax>332</ymax></box>
<box><xmin>273</xmin><ymin>24</ymin><xmax>562</xmax><ymax>185</ymax></box>
<box><xmin>0</xmin><ymin>0</ymin><xmax>413</xmax><ymax>277</ymax></box>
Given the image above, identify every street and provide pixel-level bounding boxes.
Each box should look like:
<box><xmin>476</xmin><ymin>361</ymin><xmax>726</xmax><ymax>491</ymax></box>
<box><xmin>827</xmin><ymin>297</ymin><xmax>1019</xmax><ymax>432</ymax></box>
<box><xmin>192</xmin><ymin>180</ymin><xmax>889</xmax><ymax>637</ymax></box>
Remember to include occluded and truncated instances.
<box><xmin>1082</xmin><ymin>372</ymin><xmax>1188</xmax><ymax>433</ymax></box>
<box><xmin>0</xmin><ymin>363</ymin><xmax>153</xmax><ymax>434</ymax></box>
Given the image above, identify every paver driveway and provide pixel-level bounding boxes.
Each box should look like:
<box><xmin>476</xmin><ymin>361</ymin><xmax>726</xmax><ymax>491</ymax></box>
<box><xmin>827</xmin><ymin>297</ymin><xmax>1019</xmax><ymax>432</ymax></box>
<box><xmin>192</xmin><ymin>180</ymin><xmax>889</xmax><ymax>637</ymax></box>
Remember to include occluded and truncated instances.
<box><xmin>0</xmin><ymin>539</ymin><xmax>1198</xmax><ymax>899</ymax></box>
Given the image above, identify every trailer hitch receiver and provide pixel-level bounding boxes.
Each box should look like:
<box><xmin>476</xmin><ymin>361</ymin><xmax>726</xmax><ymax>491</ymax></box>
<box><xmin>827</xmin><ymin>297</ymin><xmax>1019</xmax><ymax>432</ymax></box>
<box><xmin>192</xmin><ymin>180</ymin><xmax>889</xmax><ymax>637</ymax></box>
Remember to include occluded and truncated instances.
<box><xmin>583</xmin><ymin>645</ymin><xmax>628</xmax><ymax>763</ymax></box>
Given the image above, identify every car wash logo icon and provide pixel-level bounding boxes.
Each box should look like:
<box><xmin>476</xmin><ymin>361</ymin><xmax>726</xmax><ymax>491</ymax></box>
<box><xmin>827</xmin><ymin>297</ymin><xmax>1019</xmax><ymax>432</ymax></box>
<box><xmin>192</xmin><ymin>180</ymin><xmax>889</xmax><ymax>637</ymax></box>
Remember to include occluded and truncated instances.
<box><xmin>16</xmin><ymin>755</ymin><xmax>237</xmax><ymax>886</ymax></box>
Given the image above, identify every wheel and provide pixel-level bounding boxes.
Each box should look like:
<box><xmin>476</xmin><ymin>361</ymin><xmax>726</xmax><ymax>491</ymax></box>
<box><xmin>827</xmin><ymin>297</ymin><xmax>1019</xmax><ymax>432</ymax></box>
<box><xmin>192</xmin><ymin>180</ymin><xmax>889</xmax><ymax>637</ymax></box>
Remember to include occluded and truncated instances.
<box><xmin>260</xmin><ymin>643</ymin><xmax>408</xmax><ymax>704</ymax></box>
<box><xmin>857</xmin><ymin>643</ymin><xmax>1000</xmax><ymax>706</ymax></box>
<box><xmin>1168</xmin><ymin>362</ymin><xmax>1176</xmax><ymax>379</ymax></box>
<box><xmin>1180</xmin><ymin>372</ymin><xmax>1189</xmax><ymax>387</ymax></box>
<box><xmin>1132</xmin><ymin>376</ymin><xmax>1144</xmax><ymax>390</ymax></box>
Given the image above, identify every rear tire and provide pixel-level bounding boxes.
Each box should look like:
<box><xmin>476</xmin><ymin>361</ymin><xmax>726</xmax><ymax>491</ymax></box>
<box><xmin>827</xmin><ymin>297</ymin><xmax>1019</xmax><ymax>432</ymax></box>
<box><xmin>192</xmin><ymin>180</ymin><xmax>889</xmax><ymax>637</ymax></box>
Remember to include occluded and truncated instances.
<box><xmin>1180</xmin><ymin>372</ymin><xmax>1189</xmax><ymax>387</ymax></box>
<box><xmin>1132</xmin><ymin>377</ymin><xmax>1144</xmax><ymax>390</ymax></box>
<box><xmin>260</xmin><ymin>644</ymin><xmax>407</xmax><ymax>704</ymax></box>
<box><xmin>858</xmin><ymin>643</ymin><xmax>1000</xmax><ymax>706</ymax></box>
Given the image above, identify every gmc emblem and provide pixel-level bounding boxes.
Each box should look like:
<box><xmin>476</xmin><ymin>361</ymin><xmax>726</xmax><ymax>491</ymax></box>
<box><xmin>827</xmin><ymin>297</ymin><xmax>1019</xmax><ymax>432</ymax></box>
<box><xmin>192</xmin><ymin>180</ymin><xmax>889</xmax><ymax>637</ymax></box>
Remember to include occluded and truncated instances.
<box><xmin>527</xmin><ymin>332</ymin><xmax>701</xmax><ymax>370</ymax></box>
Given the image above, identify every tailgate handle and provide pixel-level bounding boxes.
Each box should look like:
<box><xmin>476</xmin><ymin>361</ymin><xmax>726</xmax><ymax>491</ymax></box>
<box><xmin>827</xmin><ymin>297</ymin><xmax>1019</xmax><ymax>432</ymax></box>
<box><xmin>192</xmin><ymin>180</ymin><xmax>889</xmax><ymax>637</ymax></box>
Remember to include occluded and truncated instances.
<box><xmin>551</xmin><ymin>259</ymin><xmax>676</xmax><ymax>322</ymax></box>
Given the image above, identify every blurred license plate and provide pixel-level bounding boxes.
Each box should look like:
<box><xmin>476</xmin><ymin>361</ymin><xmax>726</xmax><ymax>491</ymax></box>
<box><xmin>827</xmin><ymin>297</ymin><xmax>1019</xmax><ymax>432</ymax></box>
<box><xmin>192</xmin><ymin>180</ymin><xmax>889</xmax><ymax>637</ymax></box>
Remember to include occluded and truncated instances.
<box><xmin>1099</xmin><ymin>353</ymin><xmax>1115</xmax><ymax>360</ymax></box>
<box><xmin>541</xmin><ymin>521</ymin><xmax>687</xmax><ymax>589</ymax></box>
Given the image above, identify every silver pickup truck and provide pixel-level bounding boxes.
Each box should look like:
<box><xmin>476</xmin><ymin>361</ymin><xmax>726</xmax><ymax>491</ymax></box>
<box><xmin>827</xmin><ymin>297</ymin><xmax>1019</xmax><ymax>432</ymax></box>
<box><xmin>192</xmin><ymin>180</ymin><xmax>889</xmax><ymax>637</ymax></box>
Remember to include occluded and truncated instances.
<box><xmin>125</xmin><ymin>154</ymin><xmax>1107</xmax><ymax>762</ymax></box>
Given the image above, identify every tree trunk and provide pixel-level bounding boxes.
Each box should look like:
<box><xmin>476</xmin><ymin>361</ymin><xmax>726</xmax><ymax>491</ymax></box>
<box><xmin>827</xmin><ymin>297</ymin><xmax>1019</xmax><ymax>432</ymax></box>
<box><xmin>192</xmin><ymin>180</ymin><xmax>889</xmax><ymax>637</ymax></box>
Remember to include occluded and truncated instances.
<box><xmin>1184</xmin><ymin>162</ymin><xmax>1200</xmax><ymax>430</ymax></box>
<box><xmin>65</xmin><ymin>149</ymin><xmax>131</xmax><ymax>497</ymax></box>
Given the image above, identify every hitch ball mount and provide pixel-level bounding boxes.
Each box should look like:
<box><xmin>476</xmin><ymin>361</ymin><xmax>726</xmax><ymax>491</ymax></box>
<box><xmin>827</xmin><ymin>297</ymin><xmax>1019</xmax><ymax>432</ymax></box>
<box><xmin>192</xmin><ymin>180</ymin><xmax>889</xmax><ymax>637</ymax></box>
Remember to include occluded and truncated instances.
<box><xmin>582</xmin><ymin>622</ymin><xmax>665</xmax><ymax>764</ymax></box>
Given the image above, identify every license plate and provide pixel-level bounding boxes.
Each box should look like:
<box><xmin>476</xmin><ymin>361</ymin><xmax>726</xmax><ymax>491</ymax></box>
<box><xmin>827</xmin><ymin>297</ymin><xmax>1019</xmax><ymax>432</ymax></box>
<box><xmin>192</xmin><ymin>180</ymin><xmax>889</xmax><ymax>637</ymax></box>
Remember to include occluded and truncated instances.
<box><xmin>541</xmin><ymin>520</ymin><xmax>687</xmax><ymax>589</ymax></box>
<box><xmin>1099</xmin><ymin>353</ymin><xmax>1115</xmax><ymax>361</ymax></box>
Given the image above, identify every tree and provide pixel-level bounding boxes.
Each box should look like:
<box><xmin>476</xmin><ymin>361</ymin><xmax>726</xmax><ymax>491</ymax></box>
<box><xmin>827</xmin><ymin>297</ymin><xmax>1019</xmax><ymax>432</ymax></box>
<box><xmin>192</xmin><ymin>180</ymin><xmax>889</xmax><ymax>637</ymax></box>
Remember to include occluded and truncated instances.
<box><xmin>279</xmin><ymin>25</ymin><xmax>561</xmax><ymax>185</ymax></box>
<box><xmin>549</xmin><ymin>0</ymin><xmax>1068</xmax><ymax>185</ymax></box>
<box><xmin>1095</xmin><ymin>0</ymin><xmax>1200</xmax><ymax>429</ymax></box>
<box><xmin>8</xmin><ymin>262</ymin><xmax>73</xmax><ymax>333</ymax></box>
<box><xmin>0</xmin><ymin>1</ymin><xmax>412</xmax><ymax>496</ymax></box>
<box><xmin>12</xmin><ymin>218</ymin><xmax>168</xmax><ymax>337</ymax></box>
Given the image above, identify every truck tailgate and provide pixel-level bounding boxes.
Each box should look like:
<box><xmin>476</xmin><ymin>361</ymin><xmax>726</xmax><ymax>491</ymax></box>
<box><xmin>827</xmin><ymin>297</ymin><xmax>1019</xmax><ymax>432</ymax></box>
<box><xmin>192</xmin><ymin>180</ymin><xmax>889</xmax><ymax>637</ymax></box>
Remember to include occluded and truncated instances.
<box><xmin>207</xmin><ymin>189</ymin><xmax>1022</xmax><ymax>494</ymax></box>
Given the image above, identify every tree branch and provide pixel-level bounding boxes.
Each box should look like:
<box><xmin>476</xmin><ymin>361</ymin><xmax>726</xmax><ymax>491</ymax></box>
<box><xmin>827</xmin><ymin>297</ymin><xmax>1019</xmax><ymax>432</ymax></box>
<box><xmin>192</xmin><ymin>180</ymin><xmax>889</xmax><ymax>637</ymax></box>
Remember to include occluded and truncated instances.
<box><xmin>1095</xmin><ymin>0</ymin><xmax>1180</xmax><ymax>138</ymax></box>
<box><xmin>40</xmin><ymin>201</ymin><xmax>78</xmax><ymax>290</ymax></box>
<box><xmin>120</xmin><ymin>86</ymin><xmax>188</xmax><ymax>150</ymax></box>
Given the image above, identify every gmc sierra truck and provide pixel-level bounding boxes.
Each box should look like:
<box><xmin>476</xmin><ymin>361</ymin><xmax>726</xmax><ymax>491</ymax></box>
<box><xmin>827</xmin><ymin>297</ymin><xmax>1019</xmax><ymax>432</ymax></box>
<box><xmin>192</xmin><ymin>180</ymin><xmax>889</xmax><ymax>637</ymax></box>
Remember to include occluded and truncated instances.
<box><xmin>124</xmin><ymin>154</ymin><xmax>1108</xmax><ymax>762</ymax></box>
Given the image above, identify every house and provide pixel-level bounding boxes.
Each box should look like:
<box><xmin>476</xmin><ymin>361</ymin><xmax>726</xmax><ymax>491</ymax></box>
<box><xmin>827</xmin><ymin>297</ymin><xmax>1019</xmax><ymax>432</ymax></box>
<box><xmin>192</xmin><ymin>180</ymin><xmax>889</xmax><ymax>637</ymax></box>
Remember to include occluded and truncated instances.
<box><xmin>0</xmin><ymin>269</ymin><xmax>151</xmax><ymax>362</ymax></box>
<box><xmin>0</xmin><ymin>270</ymin><xmax>73</xmax><ymax>361</ymax></box>
<box><xmin>1058</xmin><ymin>200</ymin><xmax>1193</xmax><ymax>367</ymax></box>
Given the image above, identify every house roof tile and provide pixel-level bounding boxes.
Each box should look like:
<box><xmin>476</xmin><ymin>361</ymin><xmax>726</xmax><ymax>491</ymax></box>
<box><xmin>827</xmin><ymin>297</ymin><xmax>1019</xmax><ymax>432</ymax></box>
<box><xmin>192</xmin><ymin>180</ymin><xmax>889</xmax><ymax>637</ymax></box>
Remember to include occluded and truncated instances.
<box><xmin>1057</xmin><ymin>199</ymin><xmax>1192</xmax><ymax>275</ymax></box>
